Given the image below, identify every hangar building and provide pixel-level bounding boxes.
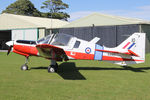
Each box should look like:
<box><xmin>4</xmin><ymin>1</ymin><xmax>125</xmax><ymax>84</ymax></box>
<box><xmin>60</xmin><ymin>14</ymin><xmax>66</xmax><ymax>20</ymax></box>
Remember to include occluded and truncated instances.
<box><xmin>0</xmin><ymin>13</ymin><xmax>69</xmax><ymax>49</ymax></box>
<box><xmin>59</xmin><ymin>13</ymin><xmax>150</xmax><ymax>53</ymax></box>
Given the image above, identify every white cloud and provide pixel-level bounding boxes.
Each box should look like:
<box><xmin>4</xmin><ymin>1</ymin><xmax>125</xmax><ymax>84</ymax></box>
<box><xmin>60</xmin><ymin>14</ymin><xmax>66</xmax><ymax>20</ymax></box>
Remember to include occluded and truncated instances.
<box><xmin>115</xmin><ymin>5</ymin><xmax>150</xmax><ymax>20</ymax></box>
<box><xmin>138</xmin><ymin>5</ymin><xmax>150</xmax><ymax>10</ymax></box>
<box><xmin>68</xmin><ymin>5</ymin><xmax>150</xmax><ymax>21</ymax></box>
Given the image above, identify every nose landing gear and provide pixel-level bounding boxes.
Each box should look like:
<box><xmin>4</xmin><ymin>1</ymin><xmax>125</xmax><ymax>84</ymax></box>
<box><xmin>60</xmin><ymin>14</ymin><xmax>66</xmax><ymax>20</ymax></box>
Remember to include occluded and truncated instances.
<box><xmin>21</xmin><ymin>64</ymin><xmax>28</xmax><ymax>70</ymax></box>
<box><xmin>21</xmin><ymin>56</ymin><xmax>29</xmax><ymax>71</ymax></box>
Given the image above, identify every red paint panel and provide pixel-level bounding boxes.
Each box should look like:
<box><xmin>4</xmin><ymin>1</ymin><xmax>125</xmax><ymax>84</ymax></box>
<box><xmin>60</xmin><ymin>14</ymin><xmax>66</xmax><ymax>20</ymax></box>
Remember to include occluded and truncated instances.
<box><xmin>102</xmin><ymin>56</ymin><xmax>144</xmax><ymax>61</ymax></box>
<box><xmin>65</xmin><ymin>51</ymin><xmax>94</xmax><ymax>60</ymax></box>
<box><xmin>13</xmin><ymin>45</ymin><xmax>38</xmax><ymax>56</ymax></box>
<box><xmin>13</xmin><ymin>49</ymin><xmax>29</xmax><ymax>57</ymax></box>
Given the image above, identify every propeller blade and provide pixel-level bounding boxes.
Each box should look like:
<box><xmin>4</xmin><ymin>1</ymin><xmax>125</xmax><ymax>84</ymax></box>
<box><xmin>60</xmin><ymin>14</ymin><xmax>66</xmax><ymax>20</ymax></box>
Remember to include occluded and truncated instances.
<box><xmin>6</xmin><ymin>41</ymin><xmax>14</xmax><ymax>55</ymax></box>
<box><xmin>7</xmin><ymin>46</ymin><xmax>12</xmax><ymax>55</ymax></box>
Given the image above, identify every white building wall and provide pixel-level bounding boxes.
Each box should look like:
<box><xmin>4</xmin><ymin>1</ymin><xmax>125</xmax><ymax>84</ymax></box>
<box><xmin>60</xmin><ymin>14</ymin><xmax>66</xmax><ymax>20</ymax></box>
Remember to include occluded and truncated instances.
<box><xmin>12</xmin><ymin>29</ymin><xmax>38</xmax><ymax>40</ymax></box>
<box><xmin>24</xmin><ymin>29</ymin><xmax>38</xmax><ymax>40</ymax></box>
<box><xmin>12</xmin><ymin>30</ymin><xmax>24</xmax><ymax>40</ymax></box>
<box><xmin>39</xmin><ymin>28</ymin><xmax>45</xmax><ymax>39</ymax></box>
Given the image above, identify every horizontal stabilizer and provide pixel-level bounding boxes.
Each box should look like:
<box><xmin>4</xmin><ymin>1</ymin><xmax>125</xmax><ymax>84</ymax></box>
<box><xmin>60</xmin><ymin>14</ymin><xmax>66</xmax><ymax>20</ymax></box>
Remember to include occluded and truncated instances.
<box><xmin>95</xmin><ymin>49</ymin><xmax>139</xmax><ymax>57</ymax></box>
<box><xmin>128</xmin><ymin>50</ymin><xmax>139</xmax><ymax>57</ymax></box>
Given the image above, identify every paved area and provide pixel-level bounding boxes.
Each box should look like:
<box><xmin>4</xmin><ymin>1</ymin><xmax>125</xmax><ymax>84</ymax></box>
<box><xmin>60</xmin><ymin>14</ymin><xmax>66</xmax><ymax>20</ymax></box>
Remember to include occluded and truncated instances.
<box><xmin>0</xmin><ymin>50</ymin><xmax>7</xmax><ymax>52</ymax></box>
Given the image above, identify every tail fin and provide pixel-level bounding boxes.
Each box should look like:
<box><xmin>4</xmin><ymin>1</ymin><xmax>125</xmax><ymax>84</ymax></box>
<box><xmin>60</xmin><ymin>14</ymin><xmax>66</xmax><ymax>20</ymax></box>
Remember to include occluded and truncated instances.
<box><xmin>117</xmin><ymin>33</ymin><xmax>146</xmax><ymax>61</ymax></box>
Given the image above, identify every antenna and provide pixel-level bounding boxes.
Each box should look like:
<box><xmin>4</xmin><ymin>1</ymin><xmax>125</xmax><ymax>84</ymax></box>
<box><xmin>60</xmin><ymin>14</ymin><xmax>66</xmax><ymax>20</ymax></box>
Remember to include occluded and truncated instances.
<box><xmin>50</xmin><ymin>0</ymin><xmax>53</xmax><ymax>35</ymax></box>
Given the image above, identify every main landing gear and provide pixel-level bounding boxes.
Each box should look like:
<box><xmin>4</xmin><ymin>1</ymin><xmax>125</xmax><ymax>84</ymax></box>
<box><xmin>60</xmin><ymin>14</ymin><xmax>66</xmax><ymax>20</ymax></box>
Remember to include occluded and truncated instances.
<box><xmin>48</xmin><ymin>60</ymin><xmax>58</xmax><ymax>73</ymax></box>
<box><xmin>21</xmin><ymin>57</ymin><xmax>29</xmax><ymax>71</ymax></box>
<box><xmin>20</xmin><ymin>57</ymin><xmax>58</xmax><ymax>73</ymax></box>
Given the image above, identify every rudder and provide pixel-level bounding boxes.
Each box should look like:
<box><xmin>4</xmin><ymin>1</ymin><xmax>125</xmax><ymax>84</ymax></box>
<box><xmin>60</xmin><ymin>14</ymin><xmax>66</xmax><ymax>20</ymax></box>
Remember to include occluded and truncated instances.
<box><xmin>117</xmin><ymin>33</ymin><xmax>146</xmax><ymax>61</ymax></box>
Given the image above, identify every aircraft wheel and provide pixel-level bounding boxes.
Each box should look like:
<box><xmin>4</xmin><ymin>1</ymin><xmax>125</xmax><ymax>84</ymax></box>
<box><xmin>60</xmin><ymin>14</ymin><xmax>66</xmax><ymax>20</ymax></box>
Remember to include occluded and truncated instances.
<box><xmin>48</xmin><ymin>64</ymin><xmax>58</xmax><ymax>73</ymax></box>
<box><xmin>21</xmin><ymin>64</ymin><xmax>28</xmax><ymax>71</ymax></box>
<box><xmin>48</xmin><ymin>65</ymin><xmax>55</xmax><ymax>73</ymax></box>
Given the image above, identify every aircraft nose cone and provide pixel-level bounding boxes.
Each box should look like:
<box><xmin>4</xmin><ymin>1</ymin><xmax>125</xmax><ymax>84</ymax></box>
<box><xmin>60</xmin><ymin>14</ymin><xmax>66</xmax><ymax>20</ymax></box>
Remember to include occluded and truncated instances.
<box><xmin>6</xmin><ymin>41</ymin><xmax>14</xmax><ymax>47</ymax></box>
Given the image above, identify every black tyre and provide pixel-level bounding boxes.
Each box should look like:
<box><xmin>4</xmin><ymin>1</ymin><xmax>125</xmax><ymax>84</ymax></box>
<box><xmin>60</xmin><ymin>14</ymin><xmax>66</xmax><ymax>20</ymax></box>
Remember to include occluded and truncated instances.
<box><xmin>21</xmin><ymin>64</ymin><xmax>28</xmax><ymax>71</ymax></box>
<box><xmin>48</xmin><ymin>65</ymin><xmax>55</xmax><ymax>73</ymax></box>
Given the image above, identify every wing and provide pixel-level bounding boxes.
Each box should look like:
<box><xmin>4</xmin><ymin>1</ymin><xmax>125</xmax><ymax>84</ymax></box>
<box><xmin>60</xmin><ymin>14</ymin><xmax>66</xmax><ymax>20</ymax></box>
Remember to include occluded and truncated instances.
<box><xmin>36</xmin><ymin>44</ymin><xmax>69</xmax><ymax>61</ymax></box>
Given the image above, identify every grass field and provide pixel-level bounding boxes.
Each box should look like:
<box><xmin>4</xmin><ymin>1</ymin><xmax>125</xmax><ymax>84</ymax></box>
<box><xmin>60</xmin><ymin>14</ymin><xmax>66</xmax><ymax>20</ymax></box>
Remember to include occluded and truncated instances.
<box><xmin>0</xmin><ymin>52</ymin><xmax>150</xmax><ymax>100</ymax></box>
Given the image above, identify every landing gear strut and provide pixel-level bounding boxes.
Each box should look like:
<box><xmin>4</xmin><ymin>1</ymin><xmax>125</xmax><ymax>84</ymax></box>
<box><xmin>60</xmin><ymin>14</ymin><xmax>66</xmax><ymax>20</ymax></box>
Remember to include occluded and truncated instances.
<box><xmin>20</xmin><ymin>57</ymin><xmax>58</xmax><ymax>72</ymax></box>
<box><xmin>48</xmin><ymin>60</ymin><xmax>58</xmax><ymax>73</ymax></box>
<box><xmin>21</xmin><ymin>56</ymin><xmax>29</xmax><ymax>71</ymax></box>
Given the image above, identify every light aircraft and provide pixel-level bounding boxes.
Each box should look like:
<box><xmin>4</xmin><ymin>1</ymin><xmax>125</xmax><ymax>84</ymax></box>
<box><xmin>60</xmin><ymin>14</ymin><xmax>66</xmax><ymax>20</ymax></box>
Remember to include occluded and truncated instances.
<box><xmin>6</xmin><ymin>32</ymin><xmax>145</xmax><ymax>73</ymax></box>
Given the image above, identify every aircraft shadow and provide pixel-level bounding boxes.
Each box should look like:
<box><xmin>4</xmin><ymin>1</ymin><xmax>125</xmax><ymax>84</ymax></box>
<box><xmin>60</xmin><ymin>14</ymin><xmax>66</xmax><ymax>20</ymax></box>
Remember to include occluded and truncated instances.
<box><xmin>77</xmin><ymin>66</ymin><xmax>150</xmax><ymax>73</ymax></box>
<box><xmin>30</xmin><ymin>62</ymin><xmax>86</xmax><ymax>80</ymax></box>
<box><xmin>30</xmin><ymin>62</ymin><xmax>150</xmax><ymax>80</ymax></box>
<box><xmin>57</xmin><ymin>62</ymin><xmax>86</xmax><ymax>80</ymax></box>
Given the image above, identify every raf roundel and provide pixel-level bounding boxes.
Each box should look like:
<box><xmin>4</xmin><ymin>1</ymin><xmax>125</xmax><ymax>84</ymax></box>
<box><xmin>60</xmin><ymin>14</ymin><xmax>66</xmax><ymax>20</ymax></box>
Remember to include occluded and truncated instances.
<box><xmin>85</xmin><ymin>47</ymin><xmax>91</xmax><ymax>54</ymax></box>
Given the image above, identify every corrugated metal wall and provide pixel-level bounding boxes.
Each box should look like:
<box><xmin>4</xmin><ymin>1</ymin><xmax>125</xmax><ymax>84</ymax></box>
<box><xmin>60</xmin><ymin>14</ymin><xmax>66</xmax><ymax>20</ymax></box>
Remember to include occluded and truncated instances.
<box><xmin>116</xmin><ymin>25</ymin><xmax>139</xmax><ymax>46</ymax></box>
<box><xmin>141</xmin><ymin>24</ymin><xmax>150</xmax><ymax>53</ymax></box>
<box><xmin>59</xmin><ymin>24</ymin><xmax>139</xmax><ymax>47</ymax></box>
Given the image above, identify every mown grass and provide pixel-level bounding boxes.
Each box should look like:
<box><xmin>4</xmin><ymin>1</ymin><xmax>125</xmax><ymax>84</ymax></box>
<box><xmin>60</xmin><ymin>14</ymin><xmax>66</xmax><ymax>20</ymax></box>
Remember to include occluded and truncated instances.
<box><xmin>0</xmin><ymin>52</ymin><xmax>150</xmax><ymax>100</ymax></box>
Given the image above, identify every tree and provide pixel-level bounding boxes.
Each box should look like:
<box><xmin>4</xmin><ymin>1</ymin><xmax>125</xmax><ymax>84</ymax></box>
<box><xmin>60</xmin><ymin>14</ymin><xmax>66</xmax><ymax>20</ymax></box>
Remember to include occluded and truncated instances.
<box><xmin>41</xmin><ymin>0</ymin><xmax>70</xmax><ymax>21</ymax></box>
<box><xmin>2</xmin><ymin>0</ymin><xmax>41</xmax><ymax>17</ymax></box>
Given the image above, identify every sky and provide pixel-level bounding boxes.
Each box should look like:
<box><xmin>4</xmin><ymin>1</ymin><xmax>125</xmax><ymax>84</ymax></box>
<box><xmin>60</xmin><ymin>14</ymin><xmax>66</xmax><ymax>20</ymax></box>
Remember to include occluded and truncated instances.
<box><xmin>0</xmin><ymin>0</ymin><xmax>150</xmax><ymax>21</ymax></box>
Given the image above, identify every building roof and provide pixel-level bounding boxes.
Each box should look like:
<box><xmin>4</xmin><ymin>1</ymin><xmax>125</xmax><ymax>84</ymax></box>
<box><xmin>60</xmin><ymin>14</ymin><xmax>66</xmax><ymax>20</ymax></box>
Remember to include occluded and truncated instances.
<box><xmin>62</xmin><ymin>13</ymin><xmax>150</xmax><ymax>28</ymax></box>
<box><xmin>0</xmin><ymin>13</ymin><xmax>69</xmax><ymax>30</ymax></box>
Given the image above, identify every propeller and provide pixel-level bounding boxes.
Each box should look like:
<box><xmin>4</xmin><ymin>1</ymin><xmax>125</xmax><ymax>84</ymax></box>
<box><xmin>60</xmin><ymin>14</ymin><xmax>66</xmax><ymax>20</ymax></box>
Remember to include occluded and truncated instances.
<box><xmin>7</xmin><ymin>46</ymin><xmax>13</xmax><ymax>55</ymax></box>
<box><xmin>5</xmin><ymin>41</ymin><xmax>14</xmax><ymax>55</ymax></box>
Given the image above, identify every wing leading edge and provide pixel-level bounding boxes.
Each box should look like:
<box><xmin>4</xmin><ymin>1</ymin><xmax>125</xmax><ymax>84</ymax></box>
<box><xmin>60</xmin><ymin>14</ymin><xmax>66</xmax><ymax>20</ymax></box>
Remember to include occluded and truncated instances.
<box><xmin>36</xmin><ymin>44</ymin><xmax>69</xmax><ymax>61</ymax></box>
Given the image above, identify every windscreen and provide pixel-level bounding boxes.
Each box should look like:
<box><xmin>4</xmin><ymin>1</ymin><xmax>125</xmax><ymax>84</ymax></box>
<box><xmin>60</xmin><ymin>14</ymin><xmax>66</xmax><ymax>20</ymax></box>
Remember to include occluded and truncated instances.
<box><xmin>51</xmin><ymin>33</ymin><xmax>72</xmax><ymax>46</ymax></box>
<box><xmin>37</xmin><ymin>35</ymin><xmax>51</xmax><ymax>44</ymax></box>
